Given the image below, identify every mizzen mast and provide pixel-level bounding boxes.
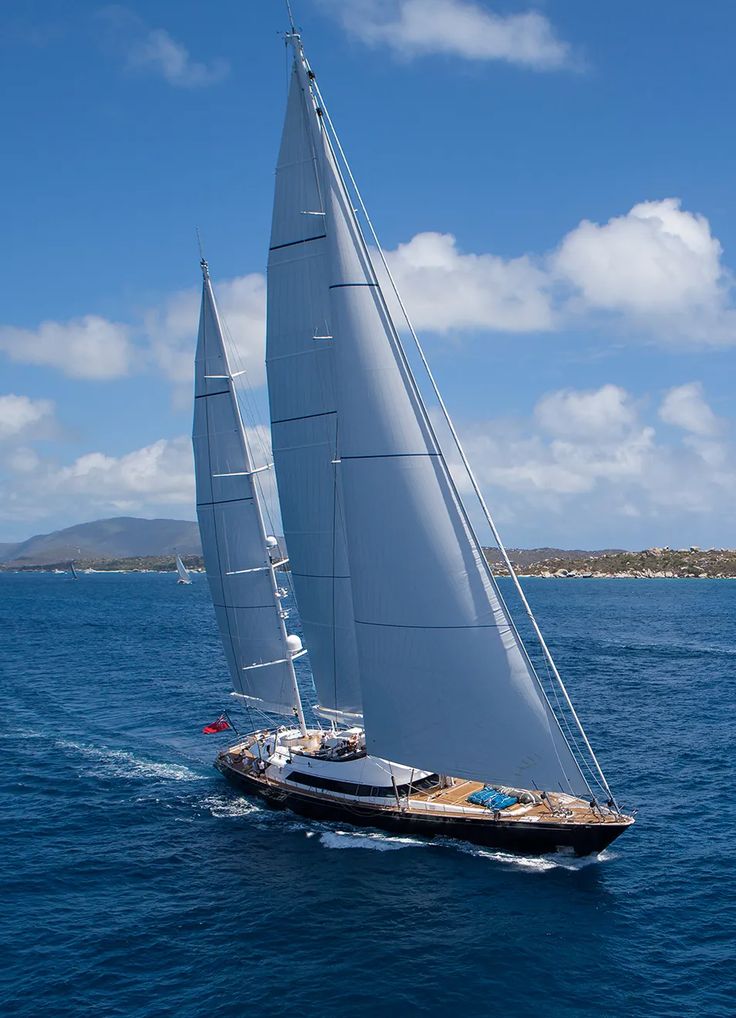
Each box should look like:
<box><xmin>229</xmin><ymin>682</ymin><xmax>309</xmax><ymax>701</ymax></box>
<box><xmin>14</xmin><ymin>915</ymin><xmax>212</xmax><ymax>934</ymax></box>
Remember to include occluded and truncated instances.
<box><xmin>194</xmin><ymin>257</ymin><xmax>307</xmax><ymax>736</ymax></box>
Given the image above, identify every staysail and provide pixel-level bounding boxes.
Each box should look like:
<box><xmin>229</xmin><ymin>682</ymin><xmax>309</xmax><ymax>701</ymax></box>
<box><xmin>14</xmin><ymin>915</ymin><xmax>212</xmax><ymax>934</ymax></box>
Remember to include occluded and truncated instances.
<box><xmin>193</xmin><ymin>260</ymin><xmax>304</xmax><ymax>720</ymax></box>
<box><xmin>288</xmin><ymin>44</ymin><xmax>591</xmax><ymax>797</ymax></box>
<box><xmin>266</xmin><ymin>65</ymin><xmax>362</xmax><ymax>717</ymax></box>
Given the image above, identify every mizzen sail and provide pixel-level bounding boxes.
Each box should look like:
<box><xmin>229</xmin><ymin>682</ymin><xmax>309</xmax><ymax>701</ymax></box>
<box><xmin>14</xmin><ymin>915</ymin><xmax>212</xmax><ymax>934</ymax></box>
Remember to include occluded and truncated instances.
<box><xmin>194</xmin><ymin>261</ymin><xmax>302</xmax><ymax>718</ymax></box>
<box><xmin>266</xmin><ymin>66</ymin><xmax>362</xmax><ymax>717</ymax></box>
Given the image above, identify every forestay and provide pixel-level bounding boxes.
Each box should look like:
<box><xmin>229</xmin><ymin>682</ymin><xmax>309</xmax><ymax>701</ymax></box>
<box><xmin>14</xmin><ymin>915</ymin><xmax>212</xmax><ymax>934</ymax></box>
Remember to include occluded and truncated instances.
<box><xmin>193</xmin><ymin>264</ymin><xmax>299</xmax><ymax>716</ymax></box>
<box><xmin>266</xmin><ymin>66</ymin><xmax>362</xmax><ymax>717</ymax></box>
<box><xmin>303</xmin><ymin>58</ymin><xmax>591</xmax><ymax>796</ymax></box>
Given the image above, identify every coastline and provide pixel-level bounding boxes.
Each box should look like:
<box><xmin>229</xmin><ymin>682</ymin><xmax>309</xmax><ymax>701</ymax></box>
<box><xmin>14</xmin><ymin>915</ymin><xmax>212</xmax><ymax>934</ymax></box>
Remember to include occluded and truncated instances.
<box><xmin>1</xmin><ymin>547</ymin><xmax>735</xmax><ymax>580</ymax></box>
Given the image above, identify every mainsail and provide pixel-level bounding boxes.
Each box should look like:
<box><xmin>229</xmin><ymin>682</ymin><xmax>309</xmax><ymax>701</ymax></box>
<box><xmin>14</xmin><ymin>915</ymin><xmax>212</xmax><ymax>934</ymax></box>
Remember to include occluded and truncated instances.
<box><xmin>193</xmin><ymin>260</ymin><xmax>304</xmax><ymax>720</ymax></box>
<box><xmin>266</xmin><ymin>66</ymin><xmax>362</xmax><ymax>717</ymax></box>
<box><xmin>287</xmin><ymin>44</ymin><xmax>591</xmax><ymax>797</ymax></box>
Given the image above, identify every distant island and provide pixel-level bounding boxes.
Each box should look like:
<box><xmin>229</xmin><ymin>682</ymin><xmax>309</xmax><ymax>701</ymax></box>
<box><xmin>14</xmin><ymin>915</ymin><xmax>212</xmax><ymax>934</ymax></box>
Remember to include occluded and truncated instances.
<box><xmin>0</xmin><ymin>517</ymin><xmax>201</xmax><ymax>568</ymax></box>
<box><xmin>0</xmin><ymin>517</ymin><xmax>733</xmax><ymax>577</ymax></box>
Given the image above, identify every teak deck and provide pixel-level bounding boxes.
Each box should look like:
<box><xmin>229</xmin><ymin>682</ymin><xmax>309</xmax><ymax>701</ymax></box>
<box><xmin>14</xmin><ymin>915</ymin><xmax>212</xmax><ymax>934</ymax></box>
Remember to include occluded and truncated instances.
<box><xmin>221</xmin><ymin>742</ymin><xmax>623</xmax><ymax>827</ymax></box>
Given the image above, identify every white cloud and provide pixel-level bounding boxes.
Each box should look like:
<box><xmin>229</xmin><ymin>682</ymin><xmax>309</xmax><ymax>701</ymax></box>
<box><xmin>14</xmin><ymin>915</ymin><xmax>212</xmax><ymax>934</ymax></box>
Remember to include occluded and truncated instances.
<box><xmin>52</xmin><ymin>436</ymin><xmax>194</xmax><ymax>508</ymax></box>
<box><xmin>454</xmin><ymin>382</ymin><xmax>736</xmax><ymax>543</ymax></box>
<box><xmin>0</xmin><ymin>394</ymin><xmax>55</xmax><ymax>440</ymax></box>
<box><xmin>552</xmin><ymin>199</ymin><xmax>736</xmax><ymax>341</ymax></box>
<box><xmin>5</xmin><ymin>447</ymin><xmax>41</xmax><ymax>475</ymax></box>
<box><xmin>376</xmin><ymin>199</ymin><xmax>736</xmax><ymax>347</ymax></box>
<box><xmin>145</xmin><ymin>273</ymin><xmax>267</xmax><ymax>393</ymax></box>
<box><xmin>0</xmin><ymin>272</ymin><xmax>266</xmax><ymax>398</ymax></box>
<box><xmin>325</xmin><ymin>0</ymin><xmax>573</xmax><ymax>70</ymax></box>
<box><xmin>98</xmin><ymin>6</ymin><xmax>228</xmax><ymax>89</ymax></box>
<box><xmin>534</xmin><ymin>384</ymin><xmax>637</xmax><ymax>439</ymax></box>
<box><xmin>384</xmin><ymin>232</ymin><xmax>553</xmax><ymax>332</ymax></box>
<box><xmin>659</xmin><ymin>382</ymin><xmax>719</xmax><ymax>436</ymax></box>
<box><xmin>0</xmin><ymin>436</ymin><xmax>194</xmax><ymax>529</ymax></box>
<box><xmin>0</xmin><ymin>316</ymin><xmax>134</xmax><ymax>380</ymax></box>
<box><xmin>0</xmin><ymin>423</ymin><xmax>279</xmax><ymax>536</ymax></box>
<box><xmin>127</xmin><ymin>28</ymin><xmax>228</xmax><ymax>88</ymax></box>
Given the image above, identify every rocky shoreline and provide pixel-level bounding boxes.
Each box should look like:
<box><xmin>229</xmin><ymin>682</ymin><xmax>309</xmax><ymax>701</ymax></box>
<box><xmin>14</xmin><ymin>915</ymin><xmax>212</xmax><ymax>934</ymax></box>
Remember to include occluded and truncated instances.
<box><xmin>486</xmin><ymin>546</ymin><xmax>736</xmax><ymax>579</ymax></box>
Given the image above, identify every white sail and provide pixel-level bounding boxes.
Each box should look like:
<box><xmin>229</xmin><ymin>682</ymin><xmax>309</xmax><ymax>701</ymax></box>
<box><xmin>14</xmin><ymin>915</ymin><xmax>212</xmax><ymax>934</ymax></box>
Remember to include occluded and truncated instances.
<box><xmin>289</xmin><ymin>57</ymin><xmax>591</xmax><ymax>796</ymax></box>
<box><xmin>266</xmin><ymin>66</ymin><xmax>362</xmax><ymax>717</ymax></box>
<box><xmin>193</xmin><ymin>263</ymin><xmax>302</xmax><ymax>717</ymax></box>
<box><xmin>175</xmin><ymin>553</ymin><xmax>191</xmax><ymax>583</ymax></box>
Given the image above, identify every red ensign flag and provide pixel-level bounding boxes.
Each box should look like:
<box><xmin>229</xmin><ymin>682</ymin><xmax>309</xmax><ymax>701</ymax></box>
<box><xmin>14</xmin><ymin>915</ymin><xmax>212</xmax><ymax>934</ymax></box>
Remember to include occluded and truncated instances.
<box><xmin>202</xmin><ymin>715</ymin><xmax>232</xmax><ymax>734</ymax></box>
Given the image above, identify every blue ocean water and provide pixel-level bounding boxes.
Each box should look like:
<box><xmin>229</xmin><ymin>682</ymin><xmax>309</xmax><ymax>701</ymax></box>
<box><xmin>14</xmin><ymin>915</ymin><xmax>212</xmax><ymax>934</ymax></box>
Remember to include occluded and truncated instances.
<box><xmin>1</xmin><ymin>572</ymin><xmax>734</xmax><ymax>1017</ymax></box>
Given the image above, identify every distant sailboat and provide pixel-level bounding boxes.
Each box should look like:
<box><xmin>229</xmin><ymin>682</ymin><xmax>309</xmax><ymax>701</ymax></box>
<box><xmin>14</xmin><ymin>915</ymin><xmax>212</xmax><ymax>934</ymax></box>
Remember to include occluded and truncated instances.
<box><xmin>69</xmin><ymin>561</ymin><xmax>79</xmax><ymax>580</ymax></box>
<box><xmin>194</xmin><ymin>19</ymin><xmax>633</xmax><ymax>855</ymax></box>
<box><xmin>175</xmin><ymin>553</ymin><xmax>192</xmax><ymax>585</ymax></box>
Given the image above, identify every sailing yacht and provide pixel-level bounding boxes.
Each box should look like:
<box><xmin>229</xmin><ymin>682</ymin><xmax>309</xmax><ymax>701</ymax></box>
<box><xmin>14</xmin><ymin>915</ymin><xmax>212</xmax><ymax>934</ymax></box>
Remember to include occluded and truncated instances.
<box><xmin>193</xmin><ymin>25</ymin><xmax>634</xmax><ymax>856</ymax></box>
<box><xmin>175</xmin><ymin>553</ymin><xmax>192</xmax><ymax>585</ymax></box>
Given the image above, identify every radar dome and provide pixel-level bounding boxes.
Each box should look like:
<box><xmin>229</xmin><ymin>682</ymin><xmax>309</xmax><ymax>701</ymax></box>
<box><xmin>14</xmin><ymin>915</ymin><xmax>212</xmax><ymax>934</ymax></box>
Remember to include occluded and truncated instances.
<box><xmin>286</xmin><ymin>634</ymin><xmax>303</xmax><ymax>655</ymax></box>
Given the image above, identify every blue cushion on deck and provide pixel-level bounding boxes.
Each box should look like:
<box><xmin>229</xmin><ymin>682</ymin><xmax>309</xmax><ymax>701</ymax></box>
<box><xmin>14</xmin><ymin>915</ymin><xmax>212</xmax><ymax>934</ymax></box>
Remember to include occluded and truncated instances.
<box><xmin>466</xmin><ymin>787</ymin><xmax>518</xmax><ymax>810</ymax></box>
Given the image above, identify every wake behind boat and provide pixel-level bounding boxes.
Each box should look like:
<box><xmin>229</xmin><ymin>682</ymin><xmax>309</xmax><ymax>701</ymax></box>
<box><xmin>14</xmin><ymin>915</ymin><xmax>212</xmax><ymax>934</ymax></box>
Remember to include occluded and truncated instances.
<box><xmin>193</xmin><ymin>18</ymin><xmax>633</xmax><ymax>856</ymax></box>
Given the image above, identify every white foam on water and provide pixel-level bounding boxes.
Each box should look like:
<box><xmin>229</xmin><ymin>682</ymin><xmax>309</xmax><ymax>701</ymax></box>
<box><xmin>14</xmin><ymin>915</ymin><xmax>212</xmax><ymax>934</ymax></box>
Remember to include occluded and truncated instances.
<box><xmin>308</xmin><ymin>819</ymin><xmax>620</xmax><ymax>867</ymax></box>
<box><xmin>57</xmin><ymin>740</ymin><xmax>207</xmax><ymax>783</ymax></box>
<box><xmin>200</xmin><ymin>793</ymin><xmax>261</xmax><ymax>819</ymax></box>
<box><xmin>448</xmin><ymin>841</ymin><xmax>618</xmax><ymax>872</ymax></box>
<box><xmin>319</xmin><ymin>828</ymin><xmax>429</xmax><ymax>852</ymax></box>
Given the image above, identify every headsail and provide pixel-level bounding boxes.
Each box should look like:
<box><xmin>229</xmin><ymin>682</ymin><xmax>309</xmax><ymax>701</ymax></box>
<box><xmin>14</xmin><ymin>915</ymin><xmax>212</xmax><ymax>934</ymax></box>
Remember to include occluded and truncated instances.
<box><xmin>266</xmin><ymin>65</ymin><xmax>362</xmax><ymax>718</ymax></box>
<box><xmin>289</xmin><ymin>42</ymin><xmax>592</xmax><ymax>797</ymax></box>
<box><xmin>193</xmin><ymin>260</ymin><xmax>305</xmax><ymax>723</ymax></box>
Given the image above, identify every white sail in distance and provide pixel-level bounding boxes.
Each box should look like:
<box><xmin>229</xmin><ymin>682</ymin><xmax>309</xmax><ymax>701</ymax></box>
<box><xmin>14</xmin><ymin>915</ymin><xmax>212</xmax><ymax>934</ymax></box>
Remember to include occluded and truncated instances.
<box><xmin>193</xmin><ymin>261</ymin><xmax>303</xmax><ymax>718</ymax></box>
<box><xmin>175</xmin><ymin>553</ymin><xmax>191</xmax><ymax>583</ymax></box>
<box><xmin>288</xmin><ymin>43</ymin><xmax>592</xmax><ymax>797</ymax></box>
<box><xmin>266</xmin><ymin>65</ymin><xmax>362</xmax><ymax>718</ymax></box>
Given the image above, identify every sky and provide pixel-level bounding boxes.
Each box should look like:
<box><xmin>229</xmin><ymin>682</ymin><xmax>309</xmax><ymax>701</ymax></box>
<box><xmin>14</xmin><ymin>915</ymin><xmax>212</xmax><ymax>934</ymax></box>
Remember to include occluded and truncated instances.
<box><xmin>1</xmin><ymin>0</ymin><xmax>735</xmax><ymax>549</ymax></box>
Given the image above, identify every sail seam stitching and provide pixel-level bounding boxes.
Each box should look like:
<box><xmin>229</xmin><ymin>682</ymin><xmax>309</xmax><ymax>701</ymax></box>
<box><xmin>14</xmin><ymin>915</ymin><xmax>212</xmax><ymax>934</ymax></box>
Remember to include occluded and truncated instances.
<box><xmin>354</xmin><ymin>620</ymin><xmax>512</xmax><ymax>630</ymax></box>
<box><xmin>272</xmin><ymin>410</ymin><xmax>336</xmax><ymax>425</ymax></box>
<box><xmin>329</xmin><ymin>283</ymin><xmax>377</xmax><ymax>289</ymax></box>
<box><xmin>197</xmin><ymin>497</ymin><xmax>254</xmax><ymax>507</ymax></box>
<box><xmin>214</xmin><ymin>604</ymin><xmax>279</xmax><ymax>610</ymax></box>
<box><xmin>269</xmin><ymin>234</ymin><xmax>326</xmax><ymax>251</ymax></box>
<box><xmin>341</xmin><ymin>453</ymin><xmax>439</xmax><ymax>460</ymax></box>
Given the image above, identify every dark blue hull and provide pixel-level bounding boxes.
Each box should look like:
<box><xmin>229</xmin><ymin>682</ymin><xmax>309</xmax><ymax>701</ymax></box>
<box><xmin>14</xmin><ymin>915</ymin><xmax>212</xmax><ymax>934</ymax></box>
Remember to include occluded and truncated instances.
<box><xmin>216</xmin><ymin>758</ymin><xmax>631</xmax><ymax>857</ymax></box>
